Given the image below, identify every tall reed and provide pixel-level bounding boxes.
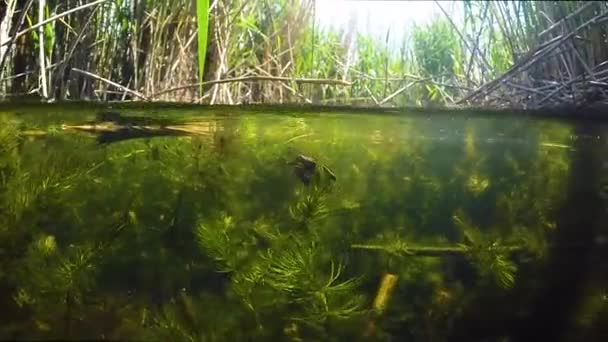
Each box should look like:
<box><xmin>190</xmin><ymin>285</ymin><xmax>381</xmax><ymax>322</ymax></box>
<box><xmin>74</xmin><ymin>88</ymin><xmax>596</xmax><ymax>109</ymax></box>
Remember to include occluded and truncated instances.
<box><xmin>1</xmin><ymin>0</ymin><xmax>607</xmax><ymax>108</ymax></box>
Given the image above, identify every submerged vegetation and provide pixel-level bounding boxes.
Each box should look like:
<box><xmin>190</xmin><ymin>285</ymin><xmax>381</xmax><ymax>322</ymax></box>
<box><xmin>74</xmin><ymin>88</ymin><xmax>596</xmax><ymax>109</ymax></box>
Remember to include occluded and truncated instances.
<box><xmin>0</xmin><ymin>105</ymin><xmax>606</xmax><ymax>340</ymax></box>
<box><xmin>2</xmin><ymin>1</ymin><xmax>608</xmax><ymax>109</ymax></box>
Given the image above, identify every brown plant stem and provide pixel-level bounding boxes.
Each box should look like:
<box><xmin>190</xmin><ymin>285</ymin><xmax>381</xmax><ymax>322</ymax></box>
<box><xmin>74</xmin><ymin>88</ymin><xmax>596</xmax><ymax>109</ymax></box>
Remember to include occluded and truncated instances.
<box><xmin>71</xmin><ymin>68</ymin><xmax>147</xmax><ymax>100</ymax></box>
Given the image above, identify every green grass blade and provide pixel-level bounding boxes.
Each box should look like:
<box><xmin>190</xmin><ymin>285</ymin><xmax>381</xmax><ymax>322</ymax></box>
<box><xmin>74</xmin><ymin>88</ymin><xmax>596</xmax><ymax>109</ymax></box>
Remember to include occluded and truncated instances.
<box><xmin>196</xmin><ymin>0</ymin><xmax>210</xmax><ymax>99</ymax></box>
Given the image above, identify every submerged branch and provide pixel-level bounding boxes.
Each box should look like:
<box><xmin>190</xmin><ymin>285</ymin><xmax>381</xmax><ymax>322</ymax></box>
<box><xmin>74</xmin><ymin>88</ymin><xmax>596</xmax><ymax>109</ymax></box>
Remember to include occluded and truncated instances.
<box><xmin>351</xmin><ymin>244</ymin><xmax>525</xmax><ymax>257</ymax></box>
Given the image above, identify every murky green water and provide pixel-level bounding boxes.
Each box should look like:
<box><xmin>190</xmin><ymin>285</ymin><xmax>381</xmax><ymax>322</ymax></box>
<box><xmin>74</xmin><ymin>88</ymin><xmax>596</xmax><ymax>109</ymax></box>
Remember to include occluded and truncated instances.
<box><xmin>0</xmin><ymin>105</ymin><xmax>607</xmax><ymax>341</ymax></box>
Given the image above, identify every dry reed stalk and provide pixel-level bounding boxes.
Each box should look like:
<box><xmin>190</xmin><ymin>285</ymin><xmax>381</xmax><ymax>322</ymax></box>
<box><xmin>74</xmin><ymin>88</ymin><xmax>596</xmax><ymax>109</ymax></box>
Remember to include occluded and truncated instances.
<box><xmin>38</xmin><ymin>0</ymin><xmax>48</xmax><ymax>99</ymax></box>
<box><xmin>0</xmin><ymin>0</ymin><xmax>34</xmax><ymax>82</ymax></box>
<box><xmin>53</xmin><ymin>4</ymin><xmax>100</xmax><ymax>100</ymax></box>
<box><xmin>458</xmin><ymin>10</ymin><xmax>608</xmax><ymax>105</ymax></box>
<box><xmin>71</xmin><ymin>67</ymin><xmax>147</xmax><ymax>100</ymax></box>
<box><xmin>0</xmin><ymin>0</ymin><xmax>109</xmax><ymax>48</ymax></box>
<box><xmin>0</xmin><ymin>0</ymin><xmax>17</xmax><ymax>82</ymax></box>
<box><xmin>149</xmin><ymin>75</ymin><xmax>351</xmax><ymax>99</ymax></box>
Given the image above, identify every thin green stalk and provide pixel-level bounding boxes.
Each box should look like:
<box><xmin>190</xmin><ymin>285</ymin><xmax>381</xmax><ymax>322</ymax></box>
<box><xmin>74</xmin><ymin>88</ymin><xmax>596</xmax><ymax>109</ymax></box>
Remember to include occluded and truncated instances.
<box><xmin>196</xmin><ymin>0</ymin><xmax>210</xmax><ymax>100</ymax></box>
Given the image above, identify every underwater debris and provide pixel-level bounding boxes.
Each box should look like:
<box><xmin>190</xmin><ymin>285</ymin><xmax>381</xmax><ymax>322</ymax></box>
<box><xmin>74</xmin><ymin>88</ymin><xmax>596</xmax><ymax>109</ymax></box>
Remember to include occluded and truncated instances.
<box><xmin>364</xmin><ymin>273</ymin><xmax>399</xmax><ymax>337</ymax></box>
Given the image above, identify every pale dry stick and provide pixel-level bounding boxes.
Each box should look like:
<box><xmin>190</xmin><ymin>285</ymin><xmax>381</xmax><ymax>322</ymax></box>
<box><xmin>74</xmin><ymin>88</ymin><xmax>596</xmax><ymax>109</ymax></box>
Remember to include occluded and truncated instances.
<box><xmin>162</xmin><ymin>21</ymin><xmax>183</xmax><ymax>89</ymax></box>
<box><xmin>363</xmin><ymin>84</ymin><xmax>380</xmax><ymax>106</ymax></box>
<box><xmin>458</xmin><ymin>11</ymin><xmax>608</xmax><ymax>105</ymax></box>
<box><xmin>596</xmin><ymin>74</ymin><xmax>608</xmax><ymax>83</ymax></box>
<box><xmin>168</xmin><ymin>30</ymin><xmax>197</xmax><ymax>79</ymax></box>
<box><xmin>141</xmin><ymin>10</ymin><xmax>157</xmax><ymax>97</ymax></box>
<box><xmin>55</xmin><ymin>1</ymin><xmax>100</xmax><ymax>101</ymax></box>
<box><xmin>0</xmin><ymin>0</ymin><xmax>110</xmax><ymax>48</ymax></box>
<box><xmin>559</xmin><ymin>25</ymin><xmax>577</xmax><ymax>82</ymax></box>
<box><xmin>57</xmin><ymin>17</ymin><xmax>76</xmax><ymax>35</ymax></box>
<box><xmin>489</xmin><ymin>3</ymin><xmax>517</xmax><ymax>58</ymax></box>
<box><xmin>162</xmin><ymin>17</ymin><xmax>190</xmax><ymax>94</ymax></box>
<box><xmin>221</xmin><ymin>13</ymin><xmax>235</xmax><ymax>105</ymax></box>
<box><xmin>249</xmin><ymin>46</ymin><xmax>295</xmax><ymax>76</ymax></box>
<box><xmin>505</xmin><ymin>82</ymin><xmax>547</xmax><ymax>96</ymax></box>
<box><xmin>330</xmin><ymin>55</ymin><xmax>445</xmax><ymax>82</ymax></box>
<box><xmin>38</xmin><ymin>0</ymin><xmax>48</xmax><ymax>98</ymax></box>
<box><xmin>318</xmin><ymin>96</ymin><xmax>377</xmax><ymax>104</ymax></box>
<box><xmin>511</xmin><ymin>1</ymin><xmax>528</xmax><ymax>47</ymax></box>
<box><xmin>156</xmin><ymin>9</ymin><xmax>177</xmax><ymax>89</ymax></box>
<box><xmin>0</xmin><ymin>0</ymin><xmax>17</xmax><ymax>78</ymax></box>
<box><xmin>286</xmin><ymin>21</ymin><xmax>296</xmax><ymax>78</ymax></box>
<box><xmin>536</xmin><ymin>75</ymin><xmax>588</xmax><ymax>107</ymax></box>
<box><xmin>255</xmin><ymin>66</ymin><xmax>312</xmax><ymax>104</ymax></box>
<box><xmin>347</xmin><ymin>67</ymin><xmax>469</xmax><ymax>93</ymax></box>
<box><xmin>121</xmin><ymin>79</ymin><xmax>132</xmax><ymax>101</ymax></box>
<box><xmin>378</xmin><ymin>81</ymin><xmax>418</xmax><ymax>106</ymax></box>
<box><xmin>261</xmin><ymin>47</ymin><xmax>284</xmax><ymax>101</ymax></box>
<box><xmin>383</xmin><ymin>28</ymin><xmax>390</xmax><ymax>99</ymax></box>
<box><xmin>149</xmin><ymin>76</ymin><xmax>352</xmax><ymax>100</ymax></box>
<box><xmin>519</xmin><ymin>43</ymin><xmax>597</xmax><ymax>105</ymax></box>
<box><xmin>255</xmin><ymin>56</ymin><xmax>283</xmax><ymax>103</ymax></box>
<box><xmin>571</xmin><ymin>38</ymin><xmax>608</xmax><ymax>100</ymax></box>
<box><xmin>465</xmin><ymin>2</ymin><xmax>490</xmax><ymax>83</ymax></box>
<box><xmin>280</xmin><ymin>60</ymin><xmax>293</xmax><ymax>76</ymax></box>
<box><xmin>209</xmin><ymin>6</ymin><xmax>225</xmax><ymax>104</ymax></box>
<box><xmin>537</xmin><ymin>1</ymin><xmax>596</xmax><ymax>39</ymax></box>
<box><xmin>147</xmin><ymin>11</ymin><xmax>166</xmax><ymax>96</ymax></box>
<box><xmin>557</xmin><ymin>47</ymin><xmax>573</xmax><ymax>82</ymax></box>
<box><xmin>1</xmin><ymin>58</ymin><xmax>66</xmax><ymax>83</ymax></box>
<box><xmin>513</xmin><ymin>33</ymin><xmax>564</xmax><ymax>64</ymax></box>
<box><xmin>592</xmin><ymin>60</ymin><xmax>608</xmax><ymax>73</ymax></box>
<box><xmin>71</xmin><ymin>68</ymin><xmax>147</xmax><ymax>100</ymax></box>
<box><xmin>571</xmin><ymin>41</ymin><xmax>598</xmax><ymax>81</ymax></box>
<box><xmin>221</xmin><ymin>54</ymin><xmax>235</xmax><ymax>103</ymax></box>
<box><xmin>499</xmin><ymin>1</ymin><xmax>526</xmax><ymax>50</ymax></box>
<box><xmin>434</xmin><ymin>0</ymin><xmax>493</xmax><ymax>74</ymax></box>
<box><xmin>130</xmin><ymin>4</ymin><xmax>144</xmax><ymax>91</ymax></box>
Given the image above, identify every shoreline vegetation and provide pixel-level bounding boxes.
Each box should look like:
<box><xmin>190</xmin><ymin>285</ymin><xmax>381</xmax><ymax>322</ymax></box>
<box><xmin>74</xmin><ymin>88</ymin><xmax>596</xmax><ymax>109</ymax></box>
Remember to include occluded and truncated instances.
<box><xmin>1</xmin><ymin>1</ymin><xmax>608</xmax><ymax>111</ymax></box>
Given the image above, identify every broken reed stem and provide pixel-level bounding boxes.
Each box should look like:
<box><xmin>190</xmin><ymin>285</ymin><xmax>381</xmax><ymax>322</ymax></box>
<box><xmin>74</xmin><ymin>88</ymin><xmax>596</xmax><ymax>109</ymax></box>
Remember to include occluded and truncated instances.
<box><xmin>150</xmin><ymin>75</ymin><xmax>352</xmax><ymax>99</ymax></box>
<box><xmin>459</xmin><ymin>9</ymin><xmax>608</xmax><ymax>105</ymax></box>
<box><xmin>0</xmin><ymin>0</ymin><xmax>18</xmax><ymax>81</ymax></box>
<box><xmin>55</xmin><ymin>4</ymin><xmax>101</xmax><ymax>100</ymax></box>
<box><xmin>537</xmin><ymin>1</ymin><xmax>596</xmax><ymax>39</ymax></box>
<box><xmin>363</xmin><ymin>273</ymin><xmax>399</xmax><ymax>338</ymax></box>
<box><xmin>0</xmin><ymin>0</ymin><xmax>110</xmax><ymax>48</ymax></box>
<box><xmin>71</xmin><ymin>68</ymin><xmax>147</xmax><ymax>100</ymax></box>
<box><xmin>38</xmin><ymin>0</ymin><xmax>48</xmax><ymax>99</ymax></box>
<box><xmin>435</xmin><ymin>0</ymin><xmax>492</xmax><ymax>73</ymax></box>
<box><xmin>465</xmin><ymin>2</ymin><xmax>490</xmax><ymax>83</ymax></box>
<box><xmin>0</xmin><ymin>0</ymin><xmax>35</xmax><ymax>80</ymax></box>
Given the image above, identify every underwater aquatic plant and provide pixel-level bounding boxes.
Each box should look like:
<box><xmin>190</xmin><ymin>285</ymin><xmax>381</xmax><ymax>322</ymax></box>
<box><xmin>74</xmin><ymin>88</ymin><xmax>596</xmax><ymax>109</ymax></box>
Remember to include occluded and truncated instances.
<box><xmin>453</xmin><ymin>210</ymin><xmax>517</xmax><ymax>289</ymax></box>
